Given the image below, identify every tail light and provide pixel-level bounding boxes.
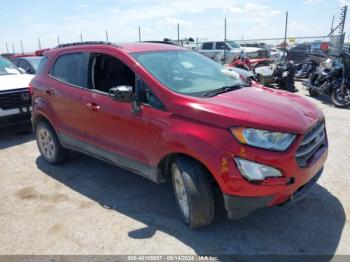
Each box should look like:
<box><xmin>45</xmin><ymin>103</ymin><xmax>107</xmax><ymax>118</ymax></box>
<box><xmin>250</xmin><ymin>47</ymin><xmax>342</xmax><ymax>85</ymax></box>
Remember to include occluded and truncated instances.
<box><xmin>28</xmin><ymin>82</ymin><xmax>34</xmax><ymax>96</ymax></box>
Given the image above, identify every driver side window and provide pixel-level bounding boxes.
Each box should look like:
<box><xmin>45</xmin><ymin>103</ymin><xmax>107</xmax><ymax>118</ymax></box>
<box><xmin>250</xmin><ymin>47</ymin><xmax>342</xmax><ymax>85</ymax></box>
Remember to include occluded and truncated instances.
<box><xmin>88</xmin><ymin>53</ymin><xmax>135</xmax><ymax>94</ymax></box>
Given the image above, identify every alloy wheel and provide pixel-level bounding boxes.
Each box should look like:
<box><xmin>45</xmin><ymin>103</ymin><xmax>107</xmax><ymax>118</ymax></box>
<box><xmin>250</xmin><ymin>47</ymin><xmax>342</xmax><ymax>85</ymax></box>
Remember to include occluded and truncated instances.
<box><xmin>172</xmin><ymin>164</ymin><xmax>190</xmax><ymax>219</ymax></box>
<box><xmin>38</xmin><ymin>128</ymin><xmax>55</xmax><ymax>160</ymax></box>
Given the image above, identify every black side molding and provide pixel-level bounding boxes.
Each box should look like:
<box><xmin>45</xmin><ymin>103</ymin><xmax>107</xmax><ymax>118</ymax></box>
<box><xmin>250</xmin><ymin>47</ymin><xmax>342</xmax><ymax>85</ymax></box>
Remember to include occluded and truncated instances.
<box><xmin>58</xmin><ymin>133</ymin><xmax>166</xmax><ymax>184</ymax></box>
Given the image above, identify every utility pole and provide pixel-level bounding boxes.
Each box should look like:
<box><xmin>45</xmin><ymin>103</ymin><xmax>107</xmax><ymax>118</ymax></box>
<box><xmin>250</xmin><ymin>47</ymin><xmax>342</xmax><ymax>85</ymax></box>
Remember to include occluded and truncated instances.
<box><xmin>11</xmin><ymin>43</ymin><xmax>15</xmax><ymax>54</ymax></box>
<box><xmin>223</xmin><ymin>18</ymin><xmax>227</xmax><ymax>65</ymax></box>
<box><xmin>105</xmin><ymin>30</ymin><xmax>109</xmax><ymax>42</ymax></box>
<box><xmin>5</xmin><ymin>42</ymin><xmax>9</xmax><ymax>53</ymax></box>
<box><xmin>283</xmin><ymin>11</ymin><xmax>288</xmax><ymax>56</ymax></box>
<box><xmin>57</xmin><ymin>36</ymin><xmax>60</xmax><ymax>45</ymax></box>
<box><xmin>20</xmin><ymin>40</ymin><xmax>24</xmax><ymax>54</ymax></box>
<box><xmin>330</xmin><ymin>15</ymin><xmax>335</xmax><ymax>37</ymax></box>
<box><xmin>138</xmin><ymin>26</ymin><xmax>141</xmax><ymax>42</ymax></box>
<box><xmin>177</xmin><ymin>23</ymin><xmax>180</xmax><ymax>45</ymax></box>
<box><xmin>38</xmin><ymin>38</ymin><xmax>42</xmax><ymax>50</ymax></box>
<box><xmin>224</xmin><ymin>18</ymin><xmax>227</xmax><ymax>41</ymax></box>
<box><xmin>80</xmin><ymin>33</ymin><xmax>83</xmax><ymax>42</ymax></box>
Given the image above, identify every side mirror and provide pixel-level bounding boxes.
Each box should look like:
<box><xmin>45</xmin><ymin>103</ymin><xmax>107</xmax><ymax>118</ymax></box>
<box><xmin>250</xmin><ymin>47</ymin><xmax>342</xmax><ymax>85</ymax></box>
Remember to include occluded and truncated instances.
<box><xmin>109</xmin><ymin>85</ymin><xmax>133</xmax><ymax>103</ymax></box>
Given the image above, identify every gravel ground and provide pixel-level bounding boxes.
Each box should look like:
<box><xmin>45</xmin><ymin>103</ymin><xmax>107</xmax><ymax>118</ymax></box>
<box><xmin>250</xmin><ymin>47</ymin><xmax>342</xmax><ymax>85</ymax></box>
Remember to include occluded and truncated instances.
<box><xmin>0</xmin><ymin>81</ymin><xmax>349</xmax><ymax>256</ymax></box>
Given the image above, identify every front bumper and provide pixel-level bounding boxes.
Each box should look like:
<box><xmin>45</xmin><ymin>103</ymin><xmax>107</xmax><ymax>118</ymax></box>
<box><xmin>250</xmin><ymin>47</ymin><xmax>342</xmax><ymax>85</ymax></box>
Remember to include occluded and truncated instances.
<box><xmin>0</xmin><ymin>110</ymin><xmax>31</xmax><ymax>130</ymax></box>
<box><xmin>205</xmin><ymin>124</ymin><xmax>328</xmax><ymax>220</ymax></box>
<box><xmin>223</xmin><ymin>168</ymin><xmax>323</xmax><ymax>219</ymax></box>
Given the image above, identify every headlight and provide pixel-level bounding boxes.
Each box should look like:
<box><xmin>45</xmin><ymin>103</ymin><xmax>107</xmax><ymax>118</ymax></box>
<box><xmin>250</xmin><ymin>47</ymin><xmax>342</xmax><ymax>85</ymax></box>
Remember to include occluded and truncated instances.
<box><xmin>230</xmin><ymin>127</ymin><xmax>296</xmax><ymax>151</ymax></box>
<box><xmin>234</xmin><ymin>157</ymin><xmax>282</xmax><ymax>181</ymax></box>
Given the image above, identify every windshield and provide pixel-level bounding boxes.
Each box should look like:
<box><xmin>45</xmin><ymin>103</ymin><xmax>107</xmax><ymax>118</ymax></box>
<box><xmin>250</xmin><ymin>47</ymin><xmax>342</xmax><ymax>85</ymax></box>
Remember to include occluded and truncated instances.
<box><xmin>0</xmin><ymin>57</ymin><xmax>20</xmax><ymax>75</ymax></box>
<box><xmin>226</xmin><ymin>41</ymin><xmax>241</xmax><ymax>48</ymax></box>
<box><xmin>26</xmin><ymin>57</ymin><xmax>43</xmax><ymax>71</ymax></box>
<box><xmin>132</xmin><ymin>50</ymin><xmax>246</xmax><ymax>97</ymax></box>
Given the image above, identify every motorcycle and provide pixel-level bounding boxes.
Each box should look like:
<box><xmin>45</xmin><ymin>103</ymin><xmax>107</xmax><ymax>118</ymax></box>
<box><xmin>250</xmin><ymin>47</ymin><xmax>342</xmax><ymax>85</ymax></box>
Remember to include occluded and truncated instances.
<box><xmin>227</xmin><ymin>52</ymin><xmax>275</xmax><ymax>86</ymax></box>
<box><xmin>295</xmin><ymin>58</ymin><xmax>319</xmax><ymax>78</ymax></box>
<box><xmin>272</xmin><ymin>59</ymin><xmax>296</xmax><ymax>92</ymax></box>
<box><xmin>331</xmin><ymin>53</ymin><xmax>350</xmax><ymax>107</ymax></box>
<box><xmin>305</xmin><ymin>54</ymin><xmax>350</xmax><ymax>108</ymax></box>
<box><xmin>228</xmin><ymin>53</ymin><xmax>271</xmax><ymax>72</ymax></box>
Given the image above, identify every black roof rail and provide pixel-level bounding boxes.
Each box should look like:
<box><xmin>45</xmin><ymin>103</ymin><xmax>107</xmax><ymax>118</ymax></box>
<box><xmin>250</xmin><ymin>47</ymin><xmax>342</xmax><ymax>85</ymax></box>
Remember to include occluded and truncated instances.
<box><xmin>142</xmin><ymin>41</ymin><xmax>178</xmax><ymax>46</ymax></box>
<box><xmin>55</xmin><ymin>41</ymin><xmax>121</xmax><ymax>49</ymax></box>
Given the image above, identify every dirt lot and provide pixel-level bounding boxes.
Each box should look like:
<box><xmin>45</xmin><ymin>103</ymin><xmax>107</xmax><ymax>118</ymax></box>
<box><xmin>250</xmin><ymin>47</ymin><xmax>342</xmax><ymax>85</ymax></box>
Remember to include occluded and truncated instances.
<box><xmin>0</xmin><ymin>82</ymin><xmax>349</xmax><ymax>256</ymax></box>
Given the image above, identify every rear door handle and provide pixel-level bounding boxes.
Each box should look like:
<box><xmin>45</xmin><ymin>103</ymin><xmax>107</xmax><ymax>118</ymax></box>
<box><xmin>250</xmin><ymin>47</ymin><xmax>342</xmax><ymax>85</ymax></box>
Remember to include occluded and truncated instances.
<box><xmin>45</xmin><ymin>88</ymin><xmax>55</xmax><ymax>96</ymax></box>
<box><xmin>86</xmin><ymin>102</ymin><xmax>101</xmax><ymax>112</ymax></box>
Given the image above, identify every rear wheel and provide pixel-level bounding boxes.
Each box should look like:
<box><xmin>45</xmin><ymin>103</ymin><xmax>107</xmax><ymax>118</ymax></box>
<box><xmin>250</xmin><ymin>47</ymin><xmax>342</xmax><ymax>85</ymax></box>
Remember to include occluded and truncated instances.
<box><xmin>171</xmin><ymin>156</ymin><xmax>214</xmax><ymax>229</ymax></box>
<box><xmin>36</xmin><ymin>121</ymin><xmax>69</xmax><ymax>164</ymax></box>
<box><xmin>331</xmin><ymin>87</ymin><xmax>350</xmax><ymax>108</ymax></box>
<box><xmin>308</xmin><ymin>88</ymin><xmax>319</xmax><ymax>97</ymax></box>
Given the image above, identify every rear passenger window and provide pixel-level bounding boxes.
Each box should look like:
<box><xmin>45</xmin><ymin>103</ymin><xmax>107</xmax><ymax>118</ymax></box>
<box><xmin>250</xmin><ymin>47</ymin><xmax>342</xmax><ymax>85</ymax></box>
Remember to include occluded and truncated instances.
<box><xmin>202</xmin><ymin>42</ymin><xmax>213</xmax><ymax>50</ymax></box>
<box><xmin>51</xmin><ymin>53</ymin><xmax>84</xmax><ymax>86</ymax></box>
<box><xmin>37</xmin><ymin>56</ymin><xmax>48</xmax><ymax>75</ymax></box>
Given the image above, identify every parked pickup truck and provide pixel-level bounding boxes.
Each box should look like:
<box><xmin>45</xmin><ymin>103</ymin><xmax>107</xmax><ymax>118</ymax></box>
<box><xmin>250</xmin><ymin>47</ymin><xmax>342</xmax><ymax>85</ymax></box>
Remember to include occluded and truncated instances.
<box><xmin>32</xmin><ymin>42</ymin><xmax>328</xmax><ymax>228</ymax></box>
<box><xmin>0</xmin><ymin>56</ymin><xmax>33</xmax><ymax>131</ymax></box>
<box><xmin>198</xmin><ymin>41</ymin><xmax>265</xmax><ymax>63</ymax></box>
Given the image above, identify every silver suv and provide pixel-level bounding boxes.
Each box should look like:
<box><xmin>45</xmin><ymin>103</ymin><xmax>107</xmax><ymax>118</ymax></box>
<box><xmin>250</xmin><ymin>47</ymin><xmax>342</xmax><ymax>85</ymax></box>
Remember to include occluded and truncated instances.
<box><xmin>198</xmin><ymin>41</ymin><xmax>262</xmax><ymax>63</ymax></box>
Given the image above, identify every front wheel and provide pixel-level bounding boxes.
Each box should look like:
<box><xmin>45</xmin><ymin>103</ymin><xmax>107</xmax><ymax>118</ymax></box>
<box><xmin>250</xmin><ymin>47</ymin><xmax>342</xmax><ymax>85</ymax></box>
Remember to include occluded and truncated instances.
<box><xmin>256</xmin><ymin>74</ymin><xmax>265</xmax><ymax>85</ymax></box>
<box><xmin>331</xmin><ymin>87</ymin><xmax>350</xmax><ymax>108</ymax></box>
<box><xmin>171</xmin><ymin>157</ymin><xmax>214</xmax><ymax>229</ymax></box>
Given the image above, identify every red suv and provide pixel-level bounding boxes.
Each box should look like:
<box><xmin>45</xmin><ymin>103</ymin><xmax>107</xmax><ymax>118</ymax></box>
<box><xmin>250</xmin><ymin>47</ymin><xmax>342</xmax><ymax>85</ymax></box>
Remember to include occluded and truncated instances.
<box><xmin>31</xmin><ymin>42</ymin><xmax>328</xmax><ymax>228</ymax></box>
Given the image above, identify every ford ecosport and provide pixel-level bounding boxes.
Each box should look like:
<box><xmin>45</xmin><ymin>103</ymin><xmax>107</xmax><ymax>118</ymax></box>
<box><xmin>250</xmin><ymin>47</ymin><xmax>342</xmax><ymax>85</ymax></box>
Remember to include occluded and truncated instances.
<box><xmin>31</xmin><ymin>42</ymin><xmax>328</xmax><ymax>228</ymax></box>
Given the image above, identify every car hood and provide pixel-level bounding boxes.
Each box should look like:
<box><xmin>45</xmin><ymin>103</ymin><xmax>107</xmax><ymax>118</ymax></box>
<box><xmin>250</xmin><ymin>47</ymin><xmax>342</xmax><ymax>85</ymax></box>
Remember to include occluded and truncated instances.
<box><xmin>173</xmin><ymin>86</ymin><xmax>323</xmax><ymax>134</ymax></box>
<box><xmin>0</xmin><ymin>74</ymin><xmax>34</xmax><ymax>91</ymax></box>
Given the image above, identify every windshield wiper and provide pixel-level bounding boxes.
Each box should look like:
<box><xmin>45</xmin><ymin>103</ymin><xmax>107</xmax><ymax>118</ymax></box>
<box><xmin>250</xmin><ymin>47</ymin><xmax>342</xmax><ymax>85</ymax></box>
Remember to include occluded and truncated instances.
<box><xmin>203</xmin><ymin>84</ymin><xmax>249</xmax><ymax>97</ymax></box>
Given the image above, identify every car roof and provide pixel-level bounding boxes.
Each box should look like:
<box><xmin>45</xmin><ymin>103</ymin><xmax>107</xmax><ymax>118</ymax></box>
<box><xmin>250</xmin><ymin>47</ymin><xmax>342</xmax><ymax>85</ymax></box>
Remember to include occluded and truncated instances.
<box><xmin>45</xmin><ymin>41</ymin><xmax>187</xmax><ymax>56</ymax></box>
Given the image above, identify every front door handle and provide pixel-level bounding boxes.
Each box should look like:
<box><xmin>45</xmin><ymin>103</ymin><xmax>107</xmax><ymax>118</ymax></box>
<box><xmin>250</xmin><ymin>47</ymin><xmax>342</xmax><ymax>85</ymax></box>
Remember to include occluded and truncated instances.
<box><xmin>86</xmin><ymin>102</ymin><xmax>101</xmax><ymax>112</ymax></box>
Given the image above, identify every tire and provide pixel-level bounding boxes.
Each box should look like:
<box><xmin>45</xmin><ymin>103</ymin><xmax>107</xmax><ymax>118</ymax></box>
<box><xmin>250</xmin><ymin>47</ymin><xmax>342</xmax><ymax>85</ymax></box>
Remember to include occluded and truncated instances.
<box><xmin>171</xmin><ymin>156</ymin><xmax>214</xmax><ymax>229</ymax></box>
<box><xmin>308</xmin><ymin>88</ymin><xmax>319</xmax><ymax>97</ymax></box>
<box><xmin>256</xmin><ymin>74</ymin><xmax>264</xmax><ymax>85</ymax></box>
<box><xmin>331</xmin><ymin>87</ymin><xmax>350</xmax><ymax>108</ymax></box>
<box><xmin>36</xmin><ymin>121</ymin><xmax>69</xmax><ymax>164</ymax></box>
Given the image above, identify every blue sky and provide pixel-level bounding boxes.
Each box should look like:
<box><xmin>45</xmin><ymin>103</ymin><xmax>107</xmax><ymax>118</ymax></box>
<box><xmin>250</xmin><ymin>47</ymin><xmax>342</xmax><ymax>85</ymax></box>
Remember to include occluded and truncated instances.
<box><xmin>0</xmin><ymin>0</ymin><xmax>348</xmax><ymax>53</ymax></box>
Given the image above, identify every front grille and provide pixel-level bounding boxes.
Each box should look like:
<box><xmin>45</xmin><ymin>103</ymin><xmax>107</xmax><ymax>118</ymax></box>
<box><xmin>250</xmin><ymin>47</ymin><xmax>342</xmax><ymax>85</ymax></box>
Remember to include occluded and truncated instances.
<box><xmin>0</xmin><ymin>88</ymin><xmax>31</xmax><ymax>110</ymax></box>
<box><xmin>296</xmin><ymin>122</ymin><xmax>326</xmax><ymax>168</ymax></box>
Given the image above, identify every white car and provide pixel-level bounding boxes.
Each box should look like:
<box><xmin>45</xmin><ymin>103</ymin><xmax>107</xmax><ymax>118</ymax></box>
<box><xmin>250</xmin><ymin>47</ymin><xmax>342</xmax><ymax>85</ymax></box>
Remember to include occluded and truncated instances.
<box><xmin>198</xmin><ymin>41</ymin><xmax>263</xmax><ymax>63</ymax></box>
<box><xmin>269</xmin><ymin>48</ymin><xmax>285</xmax><ymax>61</ymax></box>
<box><xmin>0</xmin><ymin>56</ymin><xmax>34</xmax><ymax>130</ymax></box>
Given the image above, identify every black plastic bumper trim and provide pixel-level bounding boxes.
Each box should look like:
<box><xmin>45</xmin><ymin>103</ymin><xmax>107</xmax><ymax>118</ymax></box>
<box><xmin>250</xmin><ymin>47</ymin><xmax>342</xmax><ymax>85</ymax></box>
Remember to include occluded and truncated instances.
<box><xmin>223</xmin><ymin>194</ymin><xmax>274</xmax><ymax>220</ymax></box>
